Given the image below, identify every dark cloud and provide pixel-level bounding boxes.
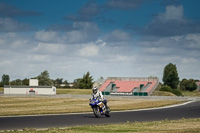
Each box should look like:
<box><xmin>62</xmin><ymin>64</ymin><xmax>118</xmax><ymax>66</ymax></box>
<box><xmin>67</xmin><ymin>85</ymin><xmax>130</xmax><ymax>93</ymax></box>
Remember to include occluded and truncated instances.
<box><xmin>64</xmin><ymin>0</ymin><xmax>102</xmax><ymax>22</ymax></box>
<box><xmin>0</xmin><ymin>2</ymin><xmax>42</xmax><ymax>17</ymax></box>
<box><xmin>104</xmin><ymin>30</ymin><xmax>132</xmax><ymax>42</ymax></box>
<box><xmin>142</xmin><ymin>19</ymin><xmax>200</xmax><ymax>37</ymax></box>
<box><xmin>65</xmin><ymin>0</ymin><xmax>145</xmax><ymax>22</ymax></box>
<box><xmin>0</xmin><ymin>17</ymin><xmax>34</xmax><ymax>32</ymax></box>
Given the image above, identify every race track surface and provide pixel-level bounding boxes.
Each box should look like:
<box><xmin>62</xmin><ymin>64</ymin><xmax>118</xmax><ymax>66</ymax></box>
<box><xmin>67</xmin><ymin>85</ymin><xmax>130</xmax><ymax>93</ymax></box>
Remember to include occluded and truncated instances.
<box><xmin>0</xmin><ymin>101</ymin><xmax>200</xmax><ymax>130</ymax></box>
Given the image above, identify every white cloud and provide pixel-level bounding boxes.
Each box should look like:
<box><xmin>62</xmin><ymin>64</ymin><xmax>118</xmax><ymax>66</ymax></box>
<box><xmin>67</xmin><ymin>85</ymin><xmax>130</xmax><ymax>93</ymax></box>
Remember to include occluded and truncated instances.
<box><xmin>158</xmin><ymin>5</ymin><xmax>184</xmax><ymax>22</ymax></box>
<box><xmin>79</xmin><ymin>43</ymin><xmax>99</xmax><ymax>56</ymax></box>
<box><xmin>33</xmin><ymin>42</ymin><xmax>67</xmax><ymax>54</ymax></box>
<box><xmin>35</xmin><ymin>30</ymin><xmax>58</xmax><ymax>42</ymax></box>
<box><xmin>185</xmin><ymin>34</ymin><xmax>200</xmax><ymax>49</ymax></box>
<box><xmin>66</xmin><ymin>30</ymin><xmax>87</xmax><ymax>43</ymax></box>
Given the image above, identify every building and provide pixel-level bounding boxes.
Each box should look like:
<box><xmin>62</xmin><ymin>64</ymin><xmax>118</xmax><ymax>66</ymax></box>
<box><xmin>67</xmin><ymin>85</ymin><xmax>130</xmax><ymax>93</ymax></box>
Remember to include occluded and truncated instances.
<box><xmin>99</xmin><ymin>77</ymin><xmax>159</xmax><ymax>96</ymax></box>
<box><xmin>4</xmin><ymin>79</ymin><xmax>56</xmax><ymax>95</ymax></box>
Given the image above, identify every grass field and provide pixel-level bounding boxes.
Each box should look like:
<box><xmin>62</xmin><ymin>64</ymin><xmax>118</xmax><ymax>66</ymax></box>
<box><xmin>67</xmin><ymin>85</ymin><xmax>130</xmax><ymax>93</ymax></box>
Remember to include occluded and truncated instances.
<box><xmin>2</xmin><ymin>118</ymin><xmax>200</xmax><ymax>133</ymax></box>
<box><xmin>0</xmin><ymin>97</ymin><xmax>182</xmax><ymax>116</ymax></box>
<box><xmin>181</xmin><ymin>90</ymin><xmax>200</xmax><ymax>97</ymax></box>
<box><xmin>0</xmin><ymin>87</ymin><xmax>3</xmax><ymax>93</ymax></box>
<box><xmin>56</xmin><ymin>88</ymin><xmax>91</xmax><ymax>95</ymax></box>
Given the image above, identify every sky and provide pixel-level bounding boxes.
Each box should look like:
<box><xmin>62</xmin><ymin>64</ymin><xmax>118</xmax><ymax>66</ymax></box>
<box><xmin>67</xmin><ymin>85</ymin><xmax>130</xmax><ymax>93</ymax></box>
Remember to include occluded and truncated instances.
<box><xmin>0</xmin><ymin>0</ymin><xmax>200</xmax><ymax>82</ymax></box>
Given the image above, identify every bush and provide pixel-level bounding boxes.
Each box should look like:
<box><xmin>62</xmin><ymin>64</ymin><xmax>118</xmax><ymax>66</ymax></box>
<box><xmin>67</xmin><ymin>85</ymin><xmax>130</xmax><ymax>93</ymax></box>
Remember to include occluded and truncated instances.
<box><xmin>160</xmin><ymin>85</ymin><xmax>173</xmax><ymax>92</ymax></box>
<box><xmin>180</xmin><ymin>79</ymin><xmax>197</xmax><ymax>92</ymax></box>
<box><xmin>160</xmin><ymin>85</ymin><xmax>183</xmax><ymax>96</ymax></box>
<box><xmin>172</xmin><ymin>89</ymin><xmax>183</xmax><ymax>96</ymax></box>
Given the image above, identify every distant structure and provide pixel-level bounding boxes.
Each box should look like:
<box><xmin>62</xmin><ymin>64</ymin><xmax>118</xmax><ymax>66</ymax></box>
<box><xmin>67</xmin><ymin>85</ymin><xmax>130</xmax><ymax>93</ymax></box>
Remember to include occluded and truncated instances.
<box><xmin>99</xmin><ymin>77</ymin><xmax>159</xmax><ymax>96</ymax></box>
<box><xmin>4</xmin><ymin>79</ymin><xmax>56</xmax><ymax>95</ymax></box>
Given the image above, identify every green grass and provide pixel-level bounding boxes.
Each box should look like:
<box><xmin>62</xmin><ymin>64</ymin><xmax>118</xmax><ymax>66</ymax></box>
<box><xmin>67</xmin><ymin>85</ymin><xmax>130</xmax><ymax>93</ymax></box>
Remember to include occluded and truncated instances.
<box><xmin>2</xmin><ymin>118</ymin><xmax>200</xmax><ymax>133</ymax></box>
<box><xmin>56</xmin><ymin>88</ymin><xmax>91</xmax><ymax>95</ymax></box>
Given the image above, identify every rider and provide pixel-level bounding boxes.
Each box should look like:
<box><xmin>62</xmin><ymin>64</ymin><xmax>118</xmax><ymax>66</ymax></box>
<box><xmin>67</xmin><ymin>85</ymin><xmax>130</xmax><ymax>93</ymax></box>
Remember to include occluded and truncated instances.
<box><xmin>91</xmin><ymin>86</ymin><xmax>107</xmax><ymax>108</ymax></box>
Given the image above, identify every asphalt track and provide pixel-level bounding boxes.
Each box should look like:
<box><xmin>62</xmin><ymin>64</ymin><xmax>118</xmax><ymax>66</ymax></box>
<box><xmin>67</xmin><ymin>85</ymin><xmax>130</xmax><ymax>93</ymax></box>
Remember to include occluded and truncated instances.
<box><xmin>0</xmin><ymin>101</ymin><xmax>200</xmax><ymax>130</ymax></box>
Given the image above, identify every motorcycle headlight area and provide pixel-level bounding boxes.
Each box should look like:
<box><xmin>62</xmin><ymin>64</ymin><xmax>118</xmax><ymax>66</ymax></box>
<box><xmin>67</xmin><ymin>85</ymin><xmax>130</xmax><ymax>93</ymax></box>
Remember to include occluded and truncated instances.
<box><xmin>97</xmin><ymin>102</ymin><xmax>104</xmax><ymax>108</ymax></box>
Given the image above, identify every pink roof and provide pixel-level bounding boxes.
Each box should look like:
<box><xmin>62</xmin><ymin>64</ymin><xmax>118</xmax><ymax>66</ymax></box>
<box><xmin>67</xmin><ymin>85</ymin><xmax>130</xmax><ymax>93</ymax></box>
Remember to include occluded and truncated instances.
<box><xmin>99</xmin><ymin>80</ymin><xmax>151</xmax><ymax>93</ymax></box>
<box><xmin>145</xmin><ymin>82</ymin><xmax>156</xmax><ymax>93</ymax></box>
<box><xmin>116</xmin><ymin>81</ymin><xmax>148</xmax><ymax>92</ymax></box>
<box><xmin>99</xmin><ymin>80</ymin><xmax>112</xmax><ymax>91</ymax></box>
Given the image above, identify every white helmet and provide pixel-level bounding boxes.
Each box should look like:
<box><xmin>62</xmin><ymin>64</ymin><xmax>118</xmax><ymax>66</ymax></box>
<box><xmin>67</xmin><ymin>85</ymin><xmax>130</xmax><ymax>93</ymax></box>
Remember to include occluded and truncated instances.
<box><xmin>92</xmin><ymin>87</ymin><xmax>98</xmax><ymax>94</ymax></box>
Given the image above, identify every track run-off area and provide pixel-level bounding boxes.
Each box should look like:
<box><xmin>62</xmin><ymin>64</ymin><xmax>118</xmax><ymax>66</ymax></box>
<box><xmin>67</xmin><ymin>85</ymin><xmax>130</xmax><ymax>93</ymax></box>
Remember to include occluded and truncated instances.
<box><xmin>0</xmin><ymin>99</ymin><xmax>200</xmax><ymax>131</ymax></box>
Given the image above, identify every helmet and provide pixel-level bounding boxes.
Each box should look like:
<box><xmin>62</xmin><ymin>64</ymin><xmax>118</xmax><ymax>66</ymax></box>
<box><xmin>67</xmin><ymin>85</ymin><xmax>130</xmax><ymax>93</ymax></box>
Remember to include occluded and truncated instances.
<box><xmin>92</xmin><ymin>87</ymin><xmax>98</xmax><ymax>94</ymax></box>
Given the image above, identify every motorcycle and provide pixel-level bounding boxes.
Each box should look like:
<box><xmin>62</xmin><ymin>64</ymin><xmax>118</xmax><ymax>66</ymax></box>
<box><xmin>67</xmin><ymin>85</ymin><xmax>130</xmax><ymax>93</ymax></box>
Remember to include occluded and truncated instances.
<box><xmin>89</xmin><ymin>98</ymin><xmax>111</xmax><ymax>118</ymax></box>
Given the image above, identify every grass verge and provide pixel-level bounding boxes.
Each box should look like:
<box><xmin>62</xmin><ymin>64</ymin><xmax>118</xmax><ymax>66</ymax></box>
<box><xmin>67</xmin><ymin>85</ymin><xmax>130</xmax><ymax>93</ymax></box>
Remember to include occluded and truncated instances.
<box><xmin>0</xmin><ymin>97</ymin><xmax>183</xmax><ymax>116</ymax></box>
<box><xmin>2</xmin><ymin>118</ymin><xmax>200</xmax><ymax>133</ymax></box>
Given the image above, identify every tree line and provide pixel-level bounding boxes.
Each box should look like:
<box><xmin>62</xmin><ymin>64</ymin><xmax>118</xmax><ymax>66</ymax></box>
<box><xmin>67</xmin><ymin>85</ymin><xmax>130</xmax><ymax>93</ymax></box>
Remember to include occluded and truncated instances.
<box><xmin>1</xmin><ymin>63</ymin><xmax>199</xmax><ymax>93</ymax></box>
<box><xmin>0</xmin><ymin>71</ymin><xmax>94</xmax><ymax>89</ymax></box>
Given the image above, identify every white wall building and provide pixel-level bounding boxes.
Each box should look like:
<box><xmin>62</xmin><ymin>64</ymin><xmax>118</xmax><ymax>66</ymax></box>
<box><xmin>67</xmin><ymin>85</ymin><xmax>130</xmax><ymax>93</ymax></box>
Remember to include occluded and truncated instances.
<box><xmin>4</xmin><ymin>79</ymin><xmax>56</xmax><ymax>95</ymax></box>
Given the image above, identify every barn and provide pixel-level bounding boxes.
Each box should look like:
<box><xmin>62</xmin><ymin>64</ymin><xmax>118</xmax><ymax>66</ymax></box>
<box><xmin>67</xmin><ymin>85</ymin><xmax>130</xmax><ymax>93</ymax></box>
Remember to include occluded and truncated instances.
<box><xmin>4</xmin><ymin>79</ymin><xmax>56</xmax><ymax>95</ymax></box>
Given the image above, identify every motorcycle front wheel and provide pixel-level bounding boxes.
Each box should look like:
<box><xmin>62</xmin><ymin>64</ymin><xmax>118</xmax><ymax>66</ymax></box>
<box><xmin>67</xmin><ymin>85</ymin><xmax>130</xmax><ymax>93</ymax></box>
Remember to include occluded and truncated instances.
<box><xmin>93</xmin><ymin>106</ymin><xmax>101</xmax><ymax>118</ymax></box>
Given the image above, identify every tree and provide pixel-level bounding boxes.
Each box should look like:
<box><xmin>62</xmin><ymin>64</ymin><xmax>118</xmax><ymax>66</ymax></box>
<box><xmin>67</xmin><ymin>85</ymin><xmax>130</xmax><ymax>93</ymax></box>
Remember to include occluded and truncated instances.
<box><xmin>1</xmin><ymin>74</ymin><xmax>10</xmax><ymax>86</ymax></box>
<box><xmin>22</xmin><ymin>78</ymin><xmax>29</xmax><ymax>85</ymax></box>
<box><xmin>162</xmin><ymin>63</ymin><xmax>179</xmax><ymax>89</ymax></box>
<box><xmin>77</xmin><ymin>72</ymin><xmax>94</xmax><ymax>89</ymax></box>
<box><xmin>54</xmin><ymin>78</ymin><xmax>63</xmax><ymax>87</ymax></box>
<box><xmin>37</xmin><ymin>70</ymin><xmax>53</xmax><ymax>86</ymax></box>
<box><xmin>180</xmin><ymin>79</ymin><xmax>197</xmax><ymax>91</ymax></box>
<box><xmin>10</xmin><ymin>79</ymin><xmax>22</xmax><ymax>85</ymax></box>
<box><xmin>73</xmin><ymin>78</ymin><xmax>82</xmax><ymax>88</ymax></box>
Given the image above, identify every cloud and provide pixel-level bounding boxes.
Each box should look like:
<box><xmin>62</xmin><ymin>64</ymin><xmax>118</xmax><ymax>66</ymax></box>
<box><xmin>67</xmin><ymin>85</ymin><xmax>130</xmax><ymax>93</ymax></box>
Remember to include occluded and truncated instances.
<box><xmin>45</xmin><ymin>22</ymin><xmax>100</xmax><ymax>43</ymax></box>
<box><xmin>142</xmin><ymin>5</ymin><xmax>200</xmax><ymax>37</ymax></box>
<box><xmin>157</xmin><ymin>5</ymin><xmax>184</xmax><ymax>21</ymax></box>
<box><xmin>65</xmin><ymin>0</ymin><xmax>145</xmax><ymax>22</ymax></box>
<box><xmin>33</xmin><ymin>42</ymin><xmax>67</xmax><ymax>54</ymax></box>
<box><xmin>0</xmin><ymin>2</ymin><xmax>42</xmax><ymax>17</ymax></box>
<box><xmin>0</xmin><ymin>17</ymin><xmax>33</xmax><ymax>32</ymax></box>
<box><xmin>104</xmin><ymin>30</ymin><xmax>132</xmax><ymax>42</ymax></box>
<box><xmin>35</xmin><ymin>30</ymin><xmax>58</xmax><ymax>42</ymax></box>
<box><xmin>79</xmin><ymin>44</ymin><xmax>99</xmax><ymax>57</ymax></box>
<box><xmin>65</xmin><ymin>0</ymin><xmax>102</xmax><ymax>22</ymax></box>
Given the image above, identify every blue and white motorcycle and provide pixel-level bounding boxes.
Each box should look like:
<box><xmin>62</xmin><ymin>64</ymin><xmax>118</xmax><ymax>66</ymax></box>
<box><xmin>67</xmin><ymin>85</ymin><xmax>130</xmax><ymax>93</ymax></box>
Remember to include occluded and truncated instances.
<box><xmin>89</xmin><ymin>98</ymin><xmax>111</xmax><ymax>118</ymax></box>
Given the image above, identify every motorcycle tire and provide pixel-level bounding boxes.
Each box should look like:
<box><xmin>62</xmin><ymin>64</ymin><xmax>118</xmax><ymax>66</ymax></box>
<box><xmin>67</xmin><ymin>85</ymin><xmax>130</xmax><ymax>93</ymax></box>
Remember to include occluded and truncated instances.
<box><xmin>105</xmin><ymin>106</ymin><xmax>111</xmax><ymax>117</ymax></box>
<box><xmin>93</xmin><ymin>106</ymin><xmax>101</xmax><ymax>118</ymax></box>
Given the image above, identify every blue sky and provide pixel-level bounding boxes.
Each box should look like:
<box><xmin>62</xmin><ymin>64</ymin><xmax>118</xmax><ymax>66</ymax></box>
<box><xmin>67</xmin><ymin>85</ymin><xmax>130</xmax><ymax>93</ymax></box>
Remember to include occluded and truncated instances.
<box><xmin>0</xmin><ymin>0</ymin><xmax>200</xmax><ymax>82</ymax></box>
